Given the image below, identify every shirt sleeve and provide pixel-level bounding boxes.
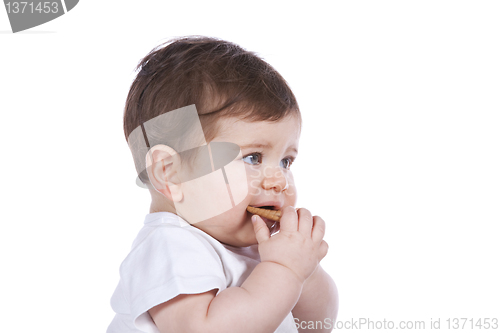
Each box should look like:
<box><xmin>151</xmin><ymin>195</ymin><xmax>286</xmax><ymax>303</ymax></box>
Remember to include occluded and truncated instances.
<box><xmin>116</xmin><ymin>224</ymin><xmax>227</xmax><ymax>332</ymax></box>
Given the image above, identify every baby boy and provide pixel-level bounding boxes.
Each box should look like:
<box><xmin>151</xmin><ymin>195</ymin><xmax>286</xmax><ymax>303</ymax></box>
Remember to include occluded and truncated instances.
<box><xmin>107</xmin><ymin>35</ymin><xmax>339</xmax><ymax>333</ymax></box>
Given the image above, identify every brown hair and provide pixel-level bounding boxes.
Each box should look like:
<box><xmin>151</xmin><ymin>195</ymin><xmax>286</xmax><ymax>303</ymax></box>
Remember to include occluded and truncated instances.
<box><xmin>123</xmin><ymin>35</ymin><xmax>301</xmax><ymax>186</ymax></box>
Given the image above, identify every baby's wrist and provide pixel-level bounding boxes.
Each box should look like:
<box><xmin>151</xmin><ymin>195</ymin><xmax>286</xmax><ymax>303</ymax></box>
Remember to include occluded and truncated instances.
<box><xmin>259</xmin><ymin>260</ymin><xmax>306</xmax><ymax>286</ymax></box>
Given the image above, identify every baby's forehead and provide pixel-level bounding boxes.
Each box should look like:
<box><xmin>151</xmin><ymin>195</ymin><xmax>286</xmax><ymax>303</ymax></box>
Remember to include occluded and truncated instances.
<box><xmin>213</xmin><ymin>116</ymin><xmax>301</xmax><ymax>148</ymax></box>
<box><xmin>219</xmin><ymin>114</ymin><xmax>300</xmax><ymax>131</ymax></box>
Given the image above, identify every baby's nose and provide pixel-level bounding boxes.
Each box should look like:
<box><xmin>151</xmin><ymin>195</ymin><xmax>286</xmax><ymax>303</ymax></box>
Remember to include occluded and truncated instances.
<box><xmin>261</xmin><ymin>166</ymin><xmax>288</xmax><ymax>192</ymax></box>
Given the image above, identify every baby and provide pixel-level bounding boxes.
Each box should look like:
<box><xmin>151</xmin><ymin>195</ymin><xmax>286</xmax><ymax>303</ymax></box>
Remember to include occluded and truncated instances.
<box><xmin>107</xmin><ymin>36</ymin><xmax>339</xmax><ymax>333</ymax></box>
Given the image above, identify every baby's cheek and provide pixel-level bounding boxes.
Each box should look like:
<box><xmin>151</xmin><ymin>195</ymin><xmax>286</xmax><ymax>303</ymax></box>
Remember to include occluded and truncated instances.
<box><xmin>284</xmin><ymin>176</ymin><xmax>298</xmax><ymax>205</ymax></box>
<box><xmin>244</xmin><ymin>165</ymin><xmax>260</xmax><ymax>179</ymax></box>
<box><xmin>244</xmin><ymin>167</ymin><xmax>261</xmax><ymax>193</ymax></box>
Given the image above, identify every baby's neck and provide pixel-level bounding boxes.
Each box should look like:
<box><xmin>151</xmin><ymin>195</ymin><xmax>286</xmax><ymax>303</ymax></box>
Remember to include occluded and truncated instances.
<box><xmin>149</xmin><ymin>193</ymin><xmax>176</xmax><ymax>214</ymax></box>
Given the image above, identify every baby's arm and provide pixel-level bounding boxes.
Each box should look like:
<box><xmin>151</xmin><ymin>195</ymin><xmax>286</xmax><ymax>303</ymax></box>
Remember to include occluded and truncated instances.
<box><xmin>150</xmin><ymin>261</ymin><xmax>303</xmax><ymax>333</ymax></box>
<box><xmin>149</xmin><ymin>207</ymin><xmax>328</xmax><ymax>333</ymax></box>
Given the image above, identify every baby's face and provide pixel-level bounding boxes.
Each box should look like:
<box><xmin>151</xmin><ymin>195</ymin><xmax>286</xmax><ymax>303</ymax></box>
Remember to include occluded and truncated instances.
<box><xmin>180</xmin><ymin>114</ymin><xmax>301</xmax><ymax>247</ymax></box>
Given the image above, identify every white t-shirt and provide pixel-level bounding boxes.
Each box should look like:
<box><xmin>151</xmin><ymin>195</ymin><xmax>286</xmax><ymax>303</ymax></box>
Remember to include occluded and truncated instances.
<box><xmin>107</xmin><ymin>212</ymin><xmax>298</xmax><ymax>333</ymax></box>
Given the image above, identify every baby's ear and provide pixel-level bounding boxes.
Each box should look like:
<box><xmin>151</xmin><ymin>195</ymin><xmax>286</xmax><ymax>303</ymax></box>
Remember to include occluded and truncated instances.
<box><xmin>145</xmin><ymin>145</ymin><xmax>183</xmax><ymax>201</ymax></box>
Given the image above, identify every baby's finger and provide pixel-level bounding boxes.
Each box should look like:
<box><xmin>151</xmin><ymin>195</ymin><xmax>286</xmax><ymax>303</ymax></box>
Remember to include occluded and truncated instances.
<box><xmin>311</xmin><ymin>216</ymin><xmax>326</xmax><ymax>243</ymax></box>
<box><xmin>252</xmin><ymin>215</ymin><xmax>270</xmax><ymax>243</ymax></box>
<box><xmin>279</xmin><ymin>206</ymin><xmax>298</xmax><ymax>233</ymax></box>
<box><xmin>318</xmin><ymin>240</ymin><xmax>329</xmax><ymax>260</ymax></box>
<box><xmin>297</xmin><ymin>208</ymin><xmax>313</xmax><ymax>236</ymax></box>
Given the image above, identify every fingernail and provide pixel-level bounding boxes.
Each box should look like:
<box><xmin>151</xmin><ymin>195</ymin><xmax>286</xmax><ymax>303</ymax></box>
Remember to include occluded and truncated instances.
<box><xmin>252</xmin><ymin>215</ymin><xmax>257</xmax><ymax>223</ymax></box>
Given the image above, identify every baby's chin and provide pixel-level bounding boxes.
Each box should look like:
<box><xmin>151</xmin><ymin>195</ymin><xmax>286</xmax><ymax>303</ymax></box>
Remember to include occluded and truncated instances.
<box><xmin>218</xmin><ymin>211</ymin><xmax>280</xmax><ymax>247</ymax></box>
<box><xmin>260</xmin><ymin>216</ymin><xmax>280</xmax><ymax>236</ymax></box>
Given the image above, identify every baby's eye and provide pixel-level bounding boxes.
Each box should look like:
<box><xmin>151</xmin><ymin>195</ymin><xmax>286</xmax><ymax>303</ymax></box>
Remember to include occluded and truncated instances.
<box><xmin>281</xmin><ymin>157</ymin><xmax>295</xmax><ymax>170</ymax></box>
<box><xmin>242</xmin><ymin>152</ymin><xmax>262</xmax><ymax>165</ymax></box>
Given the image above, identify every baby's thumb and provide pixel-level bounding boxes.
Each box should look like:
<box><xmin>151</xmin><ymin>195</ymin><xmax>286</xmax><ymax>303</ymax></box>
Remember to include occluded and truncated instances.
<box><xmin>252</xmin><ymin>215</ymin><xmax>270</xmax><ymax>243</ymax></box>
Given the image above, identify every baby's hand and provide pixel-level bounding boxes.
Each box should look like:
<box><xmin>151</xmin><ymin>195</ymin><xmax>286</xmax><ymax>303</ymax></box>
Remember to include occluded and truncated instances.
<box><xmin>252</xmin><ymin>206</ymin><xmax>329</xmax><ymax>283</ymax></box>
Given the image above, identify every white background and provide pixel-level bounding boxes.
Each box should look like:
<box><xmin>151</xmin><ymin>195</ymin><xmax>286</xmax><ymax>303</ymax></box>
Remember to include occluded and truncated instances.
<box><xmin>1</xmin><ymin>1</ymin><xmax>499</xmax><ymax>332</ymax></box>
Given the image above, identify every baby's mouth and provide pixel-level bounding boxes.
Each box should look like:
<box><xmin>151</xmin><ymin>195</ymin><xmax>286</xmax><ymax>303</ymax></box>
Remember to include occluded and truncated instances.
<box><xmin>246</xmin><ymin>205</ymin><xmax>282</xmax><ymax>221</ymax></box>
<box><xmin>246</xmin><ymin>206</ymin><xmax>281</xmax><ymax>234</ymax></box>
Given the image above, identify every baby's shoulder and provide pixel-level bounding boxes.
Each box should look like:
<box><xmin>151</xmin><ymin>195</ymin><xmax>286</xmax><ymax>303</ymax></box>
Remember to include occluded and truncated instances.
<box><xmin>119</xmin><ymin>223</ymin><xmax>222</xmax><ymax>274</ymax></box>
<box><xmin>134</xmin><ymin>223</ymin><xmax>202</xmax><ymax>249</ymax></box>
